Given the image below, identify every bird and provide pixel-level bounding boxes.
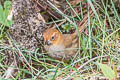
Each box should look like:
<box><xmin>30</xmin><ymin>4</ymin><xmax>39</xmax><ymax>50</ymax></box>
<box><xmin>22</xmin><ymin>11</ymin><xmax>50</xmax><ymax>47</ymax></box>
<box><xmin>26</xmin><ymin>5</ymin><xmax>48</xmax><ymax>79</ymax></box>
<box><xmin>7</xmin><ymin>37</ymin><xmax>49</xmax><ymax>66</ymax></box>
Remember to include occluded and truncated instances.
<box><xmin>43</xmin><ymin>10</ymin><xmax>93</xmax><ymax>61</ymax></box>
<box><xmin>43</xmin><ymin>27</ymin><xmax>80</xmax><ymax>61</ymax></box>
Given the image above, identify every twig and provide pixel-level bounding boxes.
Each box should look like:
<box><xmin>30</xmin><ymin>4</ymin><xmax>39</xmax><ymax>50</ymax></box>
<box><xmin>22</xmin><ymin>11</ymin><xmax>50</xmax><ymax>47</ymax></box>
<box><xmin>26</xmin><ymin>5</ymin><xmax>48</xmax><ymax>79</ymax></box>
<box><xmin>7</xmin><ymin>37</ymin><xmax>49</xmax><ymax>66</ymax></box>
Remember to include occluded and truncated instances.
<box><xmin>2</xmin><ymin>62</ymin><xmax>17</xmax><ymax>79</ymax></box>
<box><xmin>34</xmin><ymin>0</ymin><xmax>59</xmax><ymax>19</ymax></box>
<box><xmin>79</xmin><ymin>10</ymin><xmax>93</xmax><ymax>26</ymax></box>
<box><xmin>47</xmin><ymin>0</ymin><xmax>95</xmax><ymax>34</ymax></box>
<box><xmin>47</xmin><ymin>0</ymin><xmax>75</xmax><ymax>26</ymax></box>
<box><xmin>63</xmin><ymin>55</ymin><xmax>108</xmax><ymax>80</ymax></box>
<box><xmin>73</xmin><ymin>10</ymin><xmax>94</xmax><ymax>34</ymax></box>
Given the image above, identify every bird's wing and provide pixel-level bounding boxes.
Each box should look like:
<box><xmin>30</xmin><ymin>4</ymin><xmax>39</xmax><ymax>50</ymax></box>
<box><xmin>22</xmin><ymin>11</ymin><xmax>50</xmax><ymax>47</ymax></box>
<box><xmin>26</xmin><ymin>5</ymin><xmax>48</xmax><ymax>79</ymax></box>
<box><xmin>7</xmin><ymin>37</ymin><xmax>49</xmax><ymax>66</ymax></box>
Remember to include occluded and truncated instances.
<box><xmin>63</xmin><ymin>34</ymin><xmax>78</xmax><ymax>48</ymax></box>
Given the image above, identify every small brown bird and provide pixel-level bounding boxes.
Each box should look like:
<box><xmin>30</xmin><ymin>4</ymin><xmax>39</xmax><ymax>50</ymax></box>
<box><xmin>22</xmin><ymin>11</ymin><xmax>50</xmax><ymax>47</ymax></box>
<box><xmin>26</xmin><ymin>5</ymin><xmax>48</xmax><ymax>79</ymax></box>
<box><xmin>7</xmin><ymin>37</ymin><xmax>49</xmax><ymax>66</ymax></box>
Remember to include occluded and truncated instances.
<box><xmin>43</xmin><ymin>28</ymin><xmax>79</xmax><ymax>60</ymax></box>
<box><xmin>43</xmin><ymin>11</ymin><xmax>93</xmax><ymax>60</ymax></box>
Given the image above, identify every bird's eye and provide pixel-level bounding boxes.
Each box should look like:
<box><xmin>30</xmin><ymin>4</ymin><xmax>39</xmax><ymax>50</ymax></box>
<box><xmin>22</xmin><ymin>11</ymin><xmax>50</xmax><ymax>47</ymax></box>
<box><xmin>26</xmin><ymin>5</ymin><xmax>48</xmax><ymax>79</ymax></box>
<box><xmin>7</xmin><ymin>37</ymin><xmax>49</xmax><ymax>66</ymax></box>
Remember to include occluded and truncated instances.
<box><xmin>51</xmin><ymin>35</ymin><xmax>55</xmax><ymax>40</ymax></box>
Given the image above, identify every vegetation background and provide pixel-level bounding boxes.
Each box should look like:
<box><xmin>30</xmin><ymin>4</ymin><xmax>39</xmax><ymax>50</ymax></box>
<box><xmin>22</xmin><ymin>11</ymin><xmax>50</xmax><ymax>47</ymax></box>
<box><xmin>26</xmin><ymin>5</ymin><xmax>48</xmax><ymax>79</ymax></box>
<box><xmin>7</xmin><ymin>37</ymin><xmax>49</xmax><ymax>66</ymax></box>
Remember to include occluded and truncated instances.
<box><xmin>0</xmin><ymin>0</ymin><xmax>120</xmax><ymax>80</ymax></box>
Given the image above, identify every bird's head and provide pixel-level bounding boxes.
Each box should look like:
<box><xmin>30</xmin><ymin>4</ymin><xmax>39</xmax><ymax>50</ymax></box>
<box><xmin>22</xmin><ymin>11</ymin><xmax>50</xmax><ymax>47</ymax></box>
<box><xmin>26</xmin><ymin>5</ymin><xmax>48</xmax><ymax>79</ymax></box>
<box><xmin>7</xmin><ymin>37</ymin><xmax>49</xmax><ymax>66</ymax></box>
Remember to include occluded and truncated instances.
<box><xmin>43</xmin><ymin>28</ymin><xmax>62</xmax><ymax>46</ymax></box>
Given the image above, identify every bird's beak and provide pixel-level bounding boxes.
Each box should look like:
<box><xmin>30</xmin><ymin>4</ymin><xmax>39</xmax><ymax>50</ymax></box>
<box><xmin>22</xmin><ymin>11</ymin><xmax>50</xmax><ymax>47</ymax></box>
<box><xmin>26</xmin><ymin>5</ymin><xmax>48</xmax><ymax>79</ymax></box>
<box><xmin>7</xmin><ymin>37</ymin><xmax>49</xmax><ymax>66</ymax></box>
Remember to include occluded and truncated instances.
<box><xmin>45</xmin><ymin>40</ymin><xmax>52</xmax><ymax>45</ymax></box>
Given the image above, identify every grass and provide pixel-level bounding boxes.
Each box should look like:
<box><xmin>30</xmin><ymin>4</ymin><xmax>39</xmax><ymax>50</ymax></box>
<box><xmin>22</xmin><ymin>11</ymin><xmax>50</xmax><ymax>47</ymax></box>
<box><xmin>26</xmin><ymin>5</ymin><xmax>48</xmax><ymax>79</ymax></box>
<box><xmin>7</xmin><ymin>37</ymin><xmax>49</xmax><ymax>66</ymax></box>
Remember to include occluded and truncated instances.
<box><xmin>0</xmin><ymin>0</ymin><xmax>120</xmax><ymax>80</ymax></box>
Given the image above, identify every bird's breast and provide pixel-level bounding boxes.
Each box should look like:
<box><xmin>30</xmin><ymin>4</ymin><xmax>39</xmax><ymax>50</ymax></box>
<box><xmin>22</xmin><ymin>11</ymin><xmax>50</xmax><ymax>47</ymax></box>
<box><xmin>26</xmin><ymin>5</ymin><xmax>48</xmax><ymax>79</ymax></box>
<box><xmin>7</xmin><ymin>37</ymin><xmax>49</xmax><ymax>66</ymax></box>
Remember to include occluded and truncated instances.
<box><xmin>48</xmin><ymin>44</ymin><xmax>65</xmax><ymax>52</ymax></box>
<box><xmin>45</xmin><ymin>44</ymin><xmax>67</xmax><ymax>59</ymax></box>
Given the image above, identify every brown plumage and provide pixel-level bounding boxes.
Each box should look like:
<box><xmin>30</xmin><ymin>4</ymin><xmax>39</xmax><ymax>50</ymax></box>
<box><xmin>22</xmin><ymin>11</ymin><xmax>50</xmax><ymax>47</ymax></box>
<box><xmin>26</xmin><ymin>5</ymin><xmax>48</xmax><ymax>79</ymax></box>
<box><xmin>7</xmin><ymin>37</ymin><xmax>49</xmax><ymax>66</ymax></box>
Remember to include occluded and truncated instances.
<box><xmin>43</xmin><ymin>10</ymin><xmax>93</xmax><ymax>60</ymax></box>
<box><xmin>43</xmin><ymin>28</ymin><xmax>79</xmax><ymax>60</ymax></box>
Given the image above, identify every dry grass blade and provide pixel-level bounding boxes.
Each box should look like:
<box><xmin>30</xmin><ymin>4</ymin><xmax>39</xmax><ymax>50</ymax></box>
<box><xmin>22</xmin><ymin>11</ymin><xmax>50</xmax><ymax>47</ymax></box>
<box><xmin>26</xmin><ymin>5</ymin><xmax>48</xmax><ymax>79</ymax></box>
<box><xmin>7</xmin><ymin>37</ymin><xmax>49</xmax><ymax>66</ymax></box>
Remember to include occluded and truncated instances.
<box><xmin>78</xmin><ymin>10</ymin><xmax>94</xmax><ymax>33</ymax></box>
<box><xmin>69</xmin><ymin>0</ymin><xmax>84</xmax><ymax>6</ymax></box>
<box><xmin>47</xmin><ymin>0</ymin><xmax>75</xmax><ymax>25</ymax></box>
<box><xmin>47</xmin><ymin>0</ymin><xmax>94</xmax><ymax>34</ymax></box>
<box><xmin>2</xmin><ymin>61</ymin><xmax>17</xmax><ymax>79</ymax></box>
<box><xmin>64</xmin><ymin>55</ymin><xmax>108</xmax><ymax>80</ymax></box>
<box><xmin>34</xmin><ymin>0</ymin><xmax>61</xmax><ymax>19</ymax></box>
